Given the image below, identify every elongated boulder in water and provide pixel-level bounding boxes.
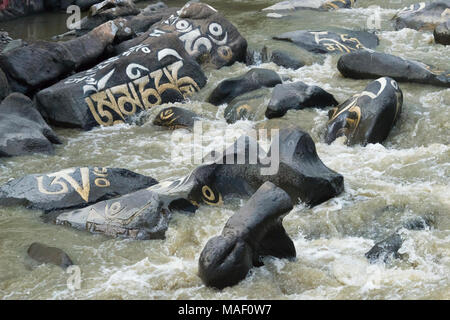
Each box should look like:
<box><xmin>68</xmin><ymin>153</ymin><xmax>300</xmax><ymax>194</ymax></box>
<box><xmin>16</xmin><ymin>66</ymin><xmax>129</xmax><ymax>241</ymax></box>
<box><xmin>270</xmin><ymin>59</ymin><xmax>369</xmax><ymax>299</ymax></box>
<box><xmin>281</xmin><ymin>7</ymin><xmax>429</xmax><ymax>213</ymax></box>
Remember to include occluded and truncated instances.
<box><xmin>366</xmin><ymin>216</ymin><xmax>433</xmax><ymax>263</ymax></box>
<box><xmin>27</xmin><ymin>242</ymin><xmax>73</xmax><ymax>269</ymax></box>
<box><xmin>224</xmin><ymin>88</ymin><xmax>272</xmax><ymax>124</ymax></box>
<box><xmin>393</xmin><ymin>0</ymin><xmax>450</xmax><ymax>31</ymax></box>
<box><xmin>208</xmin><ymin>68</ymin><xmax>282</xmax><ymax>106</ymax></box>
<box><xmin>0</xmin><ymin>93</ymin><xmax>61</xmax><ymax>157</ymax></box>
<box><xmin>37</xmin><ymin>34</ymin><xmax>207</xmax><ymax>129</ymax></box>
<box><xmin>434</xmin><ymin>21</ymin><xmax>450</xmax><ymax>45</ymax></box>
<box><xmin>199</xmin><ymin>181</ymin><xmax>295</xmax><ymax>289</ymax></box>
<box><xmin>266</xmin><ymin>81</ymin><xmax>338</xmax><ymax>119</ymax></box>
<box><xmin>273</xmin><ymin>29</ymin><xmax>379</xmax><ymax>54</ymax></box>
<box><xmin>0</xmin><ymin>20</ymin><xmax>120</xmax><ymax>94</ymax></box>
<box><xmin>0</xmin><ymin>167</ymin><xmax>158</xmax><ymax>212</ymax></box>
<box><xmin>153</xmin><ymin>106</ymin><xmax>199</xmax><ymax>130</ymax></box>
<box><xmin>337</xmin><ymin>49</ymin><xmax>450</xmax><ymax>87</ymax></box>
<box><xmin>326</xmin><ymin>77</ymin><xmax>403</xmax><ymax>146</ymax></box>
<box><xmin>115</xmin><ymin>2</ymin><xmax>248</xmax><ymax>69</ymax></box>
<box><xmin>262</xmin><ymin>0</ymin><xmax>355</xmax><ymax>11</ymax></box>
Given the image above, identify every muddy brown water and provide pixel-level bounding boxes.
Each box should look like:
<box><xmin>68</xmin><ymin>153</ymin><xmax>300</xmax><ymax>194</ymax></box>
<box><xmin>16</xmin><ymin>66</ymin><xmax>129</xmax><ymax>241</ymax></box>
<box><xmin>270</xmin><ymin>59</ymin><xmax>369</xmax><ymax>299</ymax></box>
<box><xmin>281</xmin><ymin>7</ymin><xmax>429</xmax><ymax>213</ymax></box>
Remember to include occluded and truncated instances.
<box><xmin>0</xmin><ymin>0</ymin><xmax>449</xmax><ymax>299</ymax></box>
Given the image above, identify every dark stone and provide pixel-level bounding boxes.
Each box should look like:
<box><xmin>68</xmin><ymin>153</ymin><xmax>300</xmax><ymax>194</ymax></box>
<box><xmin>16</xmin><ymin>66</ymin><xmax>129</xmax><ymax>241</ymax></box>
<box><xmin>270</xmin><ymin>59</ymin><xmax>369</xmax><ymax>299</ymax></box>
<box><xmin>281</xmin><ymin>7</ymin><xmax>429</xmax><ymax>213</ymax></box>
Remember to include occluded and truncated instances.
<box><xmin>0</xmin><ymin>93</ymin><xmax>61</xmax><ymax>157</ymax></box>
<box><xmin>0</xmin><ymin>0</ymin><xmax>45</xmax><ymax>22</ymax></box>
<box><xmin>337</xmin><ymin>50</ymin><xmax>450</xmax><ymax>87</ymax></box>
<box><xmin>153</xmin><ymin>106</ymin><xmax>199</xmax><ymax>130</ymax></box>
<box><xmin>27</xmin><ymin>242</ymin><xmax>73</xmax><ymax>269</ymax></box>
<box><xmin>0</xmin><ymin>68</ymin><xmax>10</xmax><ymax>102</ymax></box>
<box><xmin>326</xmin><ymin>77</ymin><xmax>403</xmax><ymax>146</ymax></box>
<box><xmin>273</xmin><ymin>29</ymin><xmax>379</xmax><ymax>54</ymax></box>
<box><xmin>0</xmin><ymin>31</ymin><xmax>13</xmax><ymax>52</ymax></box>
<box><xmin>198</xmin><ymin>181</ymin><xmax>295</xmax><ymax>289</ymax></box>
<box><xmin>265</xmin><ymin>81</ymin><xmax>338</xmax><ymax>119</ymax></box>
<box><xmin>36</xmin><ymin>33</ymin><xmax>207</xmax><ymax>130</ymax></box>
<box><xmin>270</xmin><ymin>50</ymin><xmax>305</xmax><ymax>70</ymax></box>
<box><xmin>224</xmin><ymin>88</ymin><xmax>272</xmax><ymax>124</ymax></box>
<box><xmin>207</xmin><ymin>68</ymin><xmax>282</xmax><ymax>106</ymax></box>
<box><xmin>0</xmin><ymin>21</ymin><xmax>120</xmax><ymax>95</ymax></box>
<box><xmin>393</xmin><ymin>0</ymin><xmax>450</xmax><ymax>31</ymax></box>
<box><xmin>0</xmin><ymin>167</ymin><xmax>158</xmax><ymax>212</ymax></box>
<box><xmin>365</xmin><ymin>216</ymin><xmax>433</xmax><ymax>263</ymax></box>
<box><xmin>115</xmin><ymin>2</ymin><xmax>248</xmax><ymax>69</ymax></box>
<box><xmin>434</xmin><ymin>21</ymin><xmax>450</xmax><ymax>45</ymax></box>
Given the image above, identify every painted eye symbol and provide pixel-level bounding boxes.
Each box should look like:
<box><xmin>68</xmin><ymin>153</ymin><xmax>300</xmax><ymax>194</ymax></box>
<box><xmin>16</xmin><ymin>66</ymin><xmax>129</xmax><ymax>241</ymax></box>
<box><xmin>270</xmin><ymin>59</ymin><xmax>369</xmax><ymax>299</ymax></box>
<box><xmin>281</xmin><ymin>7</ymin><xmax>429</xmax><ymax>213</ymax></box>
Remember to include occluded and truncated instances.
<box><xmin>201</xmin><ymin>185</ymin><xmax>223</xmax><ymax>206</ymax></box>
<box><xmin>176</xmin><ymin>20</ymin><xmax>192</xmax><ymax>33</ymax></box>
<box><xmin>209</xmin><ymin>23</ymin><xmax>223</xmax><ymax>37</ymax></box>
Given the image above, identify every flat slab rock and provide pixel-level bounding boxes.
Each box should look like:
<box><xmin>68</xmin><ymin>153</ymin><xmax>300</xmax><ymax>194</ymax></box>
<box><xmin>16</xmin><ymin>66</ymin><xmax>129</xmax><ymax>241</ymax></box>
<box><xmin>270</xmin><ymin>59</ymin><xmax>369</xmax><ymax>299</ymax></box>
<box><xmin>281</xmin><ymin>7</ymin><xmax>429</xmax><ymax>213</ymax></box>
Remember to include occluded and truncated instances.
<box><xmin>0</xmin><ymin>167</ymin><xmax>158</xmax><ymax>212</ymax></box>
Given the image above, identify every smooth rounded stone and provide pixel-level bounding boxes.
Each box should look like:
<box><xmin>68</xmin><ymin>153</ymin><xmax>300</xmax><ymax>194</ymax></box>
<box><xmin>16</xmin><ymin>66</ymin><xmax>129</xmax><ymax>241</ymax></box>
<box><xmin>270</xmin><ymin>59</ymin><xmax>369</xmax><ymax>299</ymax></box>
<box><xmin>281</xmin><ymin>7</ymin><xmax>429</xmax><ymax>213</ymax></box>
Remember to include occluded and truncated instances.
<box><xmin>0</xmin><ymin>167</ymin><xmax>158</xmax><ymax>212</ymax></box>
<box><xmin>36</xmin><ymin>33</ymin><xmax>207</xmax><ymax>130</ymax></box>
<box><xmin>0</xmin><ymin>93</ymin><xmax>61</xmax><ymax>157</ymax></box>
<box><xmin>365</xmin><ymin>216</ymin><xmax>433</xmax><ymax>263</ymax></box>
<box><xmin>337</xmin><ymin>49</ymin><xmax>450</xmax><ymax>87</ymax></box>
<box><xmin>0</xmin><ymin>68</ymin><xmax>10</xmax><ymax>102</ymax></box>
<box><xmin>270</xmin><ymin>50</ymin><xmax>305</xmax><ymax>70</ymax></box>
<box><xmin>224</xmin><ymin>88</ymin><xmax>272</xmax><ymax>124</ymax></box>
<box><xmin>0</xmin><ymin>0</ymin><xmax>45</xmax><ymax>22</ymax></box>
<box><xmin>55</xmin><ymin>188</ymin><xmax>171</xmax><ymax>240</ymax></box>
<box><xmin>393</xmin><ymin>0</ymin><xmax>450</xmax><ymax>31</ymax></box>
<box><xmin>198</xmin><ymin>181</ymin><xmax>295</xmax><ymax>289</ymax></box>
<box><xmin>27</xmin><ymin>242</ymin><xmax>73</xmax><ymax>269</ymax></box>
<box><xmin>273</xmin><ymin>29</ymin><xmax>379</xmax><ymax>54</ymax></box>
<box><xmin>326</xmin><ymin>77</ymin><xmax>403</xmax><ymax>146</ymax></box>
<box><xmin>0</xmin><ymin>20</ymin><xmax>120</xmax><ymax>94</ymax></box>
<box><xmin>434</xmin><ymin>21</ymin><xmax>450</xmax><ymax>45</ymax></box>
<box><xmin>207</xmin><ymin>68</ymin><xmax>282</xmax><ymax>106</ymax></box>
<box><xmin>115</xmin><ymin>2</ymin><xmax>248</xmax><ymax>69</ymax></box>
<box><xmin>153</xmin><ymin>106</ymin><xmax>199</xmax><ymax>130</ymax></box>
<box><xmin>265</xmin><ymin>81</ymin><xmax>338</xmax><ymax>119</ymax></box>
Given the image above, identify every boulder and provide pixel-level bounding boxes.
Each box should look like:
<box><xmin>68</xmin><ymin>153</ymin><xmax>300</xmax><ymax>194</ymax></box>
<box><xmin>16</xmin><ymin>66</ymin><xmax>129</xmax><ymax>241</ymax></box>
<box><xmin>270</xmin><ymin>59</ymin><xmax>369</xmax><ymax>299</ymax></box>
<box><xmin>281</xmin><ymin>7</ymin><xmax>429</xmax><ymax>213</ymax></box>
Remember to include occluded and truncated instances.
<box><xmin>393</xmin><ymin>0</ymin><xmax>450</xmax><ymax>31</ymax></box>
<box><xmin>153</xmin><ymin>106</ymin><xmax>199</xmax><ymax>130</ymax></box>
<box><xmin>326</xmin><ymin>77</ymin><xmax>403</xmax><ymax>146</ymax></box>
<box><xmin>0</xmin><ymin>0</ymin><xmax>45</xmax><ymax>22</ymax></box>
<box><xmin>265</xmin><ymin>81</ymin><xmax>338</xmax><ymax>119</ymax></box>
<box><xmin>319</xmin><ymin>0</ymin><xmax>355</xmax><ymax>10</ymax></box>
<box><xmin>273</xmin><ymin>29</ymin><xmax>379</xmax><ymax>54</ymax></box>
<box><xmin>198</xmin><ymin>181</ymin><xmax>295</xmax><ymax>289</ymax></box>
<box><xmin>337</xmin><ymin>49</ymin><xmax>450</xmax><ymax>87</ymax></box>
<box><xmin>0</xmin><ymin>67</ymin><xmax>10</xmax><ymax>102</ymax></box>
<box><xmin>224</xmin><ymin>88</ymin><xmax>272</xmax><ymax>124</ymax></box>
<box><xmin>434</xmin><ymin>21</ymin><xmax>450</xmax><ymax>45</ymax></box>
<box><xmin>36</xmin><ymin>33</ymin><xmax>207</xmax><ymax>129</ymax></box>
<box><xmin>0</xmin><ymin>93</ymin><xmax>61</xmax><ymax>157</ymax></box>
<box><xmin>27</xmin><ymin>242</ymin><xmax>73</xmax><ymax>269</ymax></box>
<box><xmin>270</xmin><ymin>49</ymin><xmax>305</xmax><ymax>70</ymax></box>
<box><xmin>207</xmin><ymin>68</ymin><xmax>282</xmax><ymax>106</ymax></box>
<box><xmin>0</xmin><ymin>167</ymin><xmax>158</xmax><ymax>212</ymax></box>
<box><xmin>0</xmin><ymin>20</ymin><xmax>120</xmax><ymax>94</ymax></box>
<box><xmin>115</xmin><ymin>2</ymin><xmax>248</xmax><ymax>69</ymax></box>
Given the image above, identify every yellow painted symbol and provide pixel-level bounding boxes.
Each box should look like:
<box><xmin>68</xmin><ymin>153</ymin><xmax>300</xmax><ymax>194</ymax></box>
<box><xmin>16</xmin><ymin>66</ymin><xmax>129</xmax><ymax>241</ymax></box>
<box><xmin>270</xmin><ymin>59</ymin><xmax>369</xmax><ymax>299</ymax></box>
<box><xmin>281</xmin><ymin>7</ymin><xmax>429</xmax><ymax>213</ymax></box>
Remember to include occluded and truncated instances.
<box><xmin>201</xmin><ymin>185</ymin><xmax>223</xmax><ymax>206</ymax></box>
<box><xmin>37</xmin><ymin>168</ymin><xmax>91</xmax><ymax>202</ymax></box>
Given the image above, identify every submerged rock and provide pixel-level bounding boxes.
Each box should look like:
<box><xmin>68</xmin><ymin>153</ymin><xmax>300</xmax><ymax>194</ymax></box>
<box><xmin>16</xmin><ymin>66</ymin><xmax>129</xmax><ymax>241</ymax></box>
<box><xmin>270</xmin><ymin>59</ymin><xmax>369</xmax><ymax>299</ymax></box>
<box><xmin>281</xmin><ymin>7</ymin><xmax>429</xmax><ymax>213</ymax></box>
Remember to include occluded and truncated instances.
<box><xmin>27</xmin><ymin>242</ymin><xmax>73</xmax><ymax>269</ymax></box>
<box><xmin>337</xmin><ymin>50</ymin><xmax>450</xmax><ymax>87</ymax></box>
<box><xmin>153</xmin><ymin>106</ymin><xmax>199</xmax><ymax>130</ymax></box>
<box><xmin>434</xmin><ymin>21</ymin><xmax>450</xmax><ymax>45</ymax></box>
<box><xmin>273</xmin><ymin>29</ymin><xmax>379</xmax><ymax>54</ymax></box>
<box><xmin>270</xmin><ymin>49</ymin><xmax>305</xmax><ymax>70</ymax></box>
<box><xmin>326</xmin><ymin>77</ymin><xmax>402</xmax><ymax>146</ymax></box>
<box><xmin>0</xmin><ymin>167</ymin><xmax>158</xmax><ymax>212</ymax></box>
<box><xmin>0</xmin><ymin>20</ymin><xmax>120</xmax><ymax>94</ymax></box>
<box><xmin>207</xmin><ymin>68</ymin><xmax>282</xmax><ymax>106</ymax></box>
<box><xmin>116</xmin><ymin>2</ymin><xmax>248</xmax><ymax>69</ymax></box>
<box><xmin>224</xmin><ymin>88</ymin><xmax>272</xmax><ymax>124</ymax></box>
<box><xmin>37</xmin><ymin>33</ymin><xmax>207</xmax><ymax>129</ymax></box>
<box><xmin>0</xmin><ymin>93</ymin><xmax>61</xmax><ymax>157</ymax></box>
<box><xmin>265</xmin><ymin>81</ymin><xmax>338</xmax><ymax>119</ymax></box>
<box><xmin>393</xmin><ymin>0</ymin><xmax>450</xmax><ymax>31</ymax></box>
<box><xmin>198</xmin><ymin>181</ymin><xmax>295</xmax><ymax>289</ymax></box>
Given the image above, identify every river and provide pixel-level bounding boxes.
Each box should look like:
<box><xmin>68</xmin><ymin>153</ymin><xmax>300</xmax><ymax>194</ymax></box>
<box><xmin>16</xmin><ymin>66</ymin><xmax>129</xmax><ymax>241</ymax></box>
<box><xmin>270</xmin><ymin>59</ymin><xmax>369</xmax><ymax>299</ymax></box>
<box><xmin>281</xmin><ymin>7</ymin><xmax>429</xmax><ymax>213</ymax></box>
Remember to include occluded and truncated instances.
<box><xmin>0</xmin><ymin>0</ymin><xmax>449</xmax><ymax>299</ymax></box>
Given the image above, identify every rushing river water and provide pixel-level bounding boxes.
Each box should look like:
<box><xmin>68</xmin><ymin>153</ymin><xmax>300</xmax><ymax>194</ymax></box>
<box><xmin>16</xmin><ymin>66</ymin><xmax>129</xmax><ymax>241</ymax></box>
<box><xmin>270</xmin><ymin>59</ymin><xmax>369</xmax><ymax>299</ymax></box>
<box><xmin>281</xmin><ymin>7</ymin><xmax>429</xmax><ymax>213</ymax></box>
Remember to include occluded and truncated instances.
<box><xmin>0</xmin><ymin>0</ymin><xmax>449</xmax><ymax>300</ymax></box>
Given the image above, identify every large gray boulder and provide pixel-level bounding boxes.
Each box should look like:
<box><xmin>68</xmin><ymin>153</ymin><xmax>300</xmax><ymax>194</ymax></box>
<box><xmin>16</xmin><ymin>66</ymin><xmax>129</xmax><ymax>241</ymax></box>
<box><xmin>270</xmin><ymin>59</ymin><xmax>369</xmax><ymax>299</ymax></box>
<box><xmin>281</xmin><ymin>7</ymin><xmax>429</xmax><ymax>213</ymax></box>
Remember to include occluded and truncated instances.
<box><xmin>393</xmin><ymin>0</ymin><xmax>450</xmax><ymax>31</ymax></box>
